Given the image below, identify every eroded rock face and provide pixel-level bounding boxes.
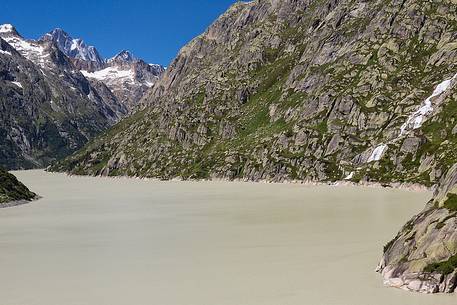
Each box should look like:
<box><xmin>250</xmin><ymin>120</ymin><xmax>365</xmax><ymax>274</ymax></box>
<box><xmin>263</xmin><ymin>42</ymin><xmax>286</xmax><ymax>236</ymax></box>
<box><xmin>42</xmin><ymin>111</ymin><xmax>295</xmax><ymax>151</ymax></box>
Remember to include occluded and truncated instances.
<box><xmin>50</xmin><ymin>0</ymin><xmax>457</xmax><ymax>291</ymax></box>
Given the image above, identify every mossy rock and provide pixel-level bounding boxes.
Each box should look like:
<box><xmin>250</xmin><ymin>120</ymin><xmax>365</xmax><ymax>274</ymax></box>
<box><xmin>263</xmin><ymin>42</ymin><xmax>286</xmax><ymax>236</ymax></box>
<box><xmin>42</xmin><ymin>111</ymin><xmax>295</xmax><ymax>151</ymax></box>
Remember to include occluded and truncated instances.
<box><xmin>0</xmin><ymin>168</ymin><xmax>36</xmax><ymax>204</ymax></box>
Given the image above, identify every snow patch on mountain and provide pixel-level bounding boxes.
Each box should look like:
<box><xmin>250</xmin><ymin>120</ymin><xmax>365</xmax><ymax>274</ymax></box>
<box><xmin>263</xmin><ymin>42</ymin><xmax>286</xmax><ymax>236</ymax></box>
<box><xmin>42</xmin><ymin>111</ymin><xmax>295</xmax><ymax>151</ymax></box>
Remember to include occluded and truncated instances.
<box><xmin>11</xmin><ymin>81</ymin><xmax>23</xmax><ymax>88</ymax></box>
<box><xmin>149</xmin><ymin>63</ymin><xmax>165</xmax><ymax>70</ymax></box>
<box><xmin>344</xmin><ymin>172</ymin><xmax>354</xmax><ymax>180</ymax></box>
<box><xmin>41</xmin><ymin>28</ymin><xmax>103</xmax><ymax>64</ymax></box>
<box><xmin>367</xmin><ymin>144</ymin><xmax>388</xmax><ymax>162</ymax></box>
<box><xmin>1</xmin><ymin>35</ymin><xmax>48</xmax><ymax>66</ymax></box>
<box><xmin>2</xmin><ymin>24</ymin><xmax>164</xmax><ymax>111</ymax></box>
<box><xmin>399</xmin><ymin>72</ymin><xmax>457</xmax><ymax>136</ymax></box>
<box><xmin>0</xmin><ymin>24</ymin><xmax>14</xmax><ymax>33</ymax></box>
<box><xmin>81</xmin><ymin>67</ymin><xmax>135</xmax><ymax>85</ymax></box>
<box><xmin>361</xmin><ymin>72</ymin><xmax>457</xmax><ymax>166</ymax></box>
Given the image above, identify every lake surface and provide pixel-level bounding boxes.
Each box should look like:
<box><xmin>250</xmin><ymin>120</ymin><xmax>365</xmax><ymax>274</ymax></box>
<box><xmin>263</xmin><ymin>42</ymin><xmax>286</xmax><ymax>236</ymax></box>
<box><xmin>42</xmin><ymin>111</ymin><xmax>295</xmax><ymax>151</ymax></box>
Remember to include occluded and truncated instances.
<box><xmin>0</xmin><ymin>170</ymin><xmax>454</xmax><ymax>305</ymax></box>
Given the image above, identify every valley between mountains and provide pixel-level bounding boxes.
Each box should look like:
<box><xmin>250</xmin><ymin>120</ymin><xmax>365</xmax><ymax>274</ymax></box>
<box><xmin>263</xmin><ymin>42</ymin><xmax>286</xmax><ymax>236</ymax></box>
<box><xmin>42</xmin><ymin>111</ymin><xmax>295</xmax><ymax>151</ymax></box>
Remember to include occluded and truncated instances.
<box><xmin>2</xmin><ymin>0</ymin><xmax>457</xmax><ymax>295</ymax></box>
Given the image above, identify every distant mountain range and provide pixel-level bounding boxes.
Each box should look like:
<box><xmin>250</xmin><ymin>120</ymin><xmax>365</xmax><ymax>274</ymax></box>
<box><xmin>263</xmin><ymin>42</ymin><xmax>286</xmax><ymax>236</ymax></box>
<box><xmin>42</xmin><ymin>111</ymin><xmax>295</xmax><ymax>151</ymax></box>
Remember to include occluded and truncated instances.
<box><xmin>0</xmin><ymin>23</ymin><xmax>164</xmax><ymax>169</ymax></box>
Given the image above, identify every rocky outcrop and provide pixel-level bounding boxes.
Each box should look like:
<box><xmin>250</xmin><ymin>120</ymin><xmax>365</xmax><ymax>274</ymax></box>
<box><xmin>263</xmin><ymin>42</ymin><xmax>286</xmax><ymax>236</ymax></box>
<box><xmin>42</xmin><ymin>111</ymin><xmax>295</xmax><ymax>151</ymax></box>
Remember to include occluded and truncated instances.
<box><xmin>378</xmin><ymin>167</ymin><xmax>457</xmax><ymax>293</ymax></box>
<box><xmin>49</xmin><ymin>0</ymin><xmax>457</xmax><ymax>292</ymax></box>
<box><xmin>0</xmin><ymin>167</ymin><xmax>37</xmax><ymax>207</ymax></box>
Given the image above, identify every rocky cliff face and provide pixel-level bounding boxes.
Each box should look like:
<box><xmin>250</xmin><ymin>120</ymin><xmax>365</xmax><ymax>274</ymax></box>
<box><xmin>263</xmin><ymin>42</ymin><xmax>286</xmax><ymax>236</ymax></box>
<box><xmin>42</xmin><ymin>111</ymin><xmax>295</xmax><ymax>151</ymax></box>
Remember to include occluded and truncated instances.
<box><xmin>0</xmin><ymin>167</ymin><xmax>36</xmax><ymax>207</ymax></box>
<box><xmin>378</xmin><ymin>168</ymin><xmax>457</xmax><ymax>293</ymax></box>
<box><xmin>50</xmin><ymin>0</ymin><xmax>457</xmax><ymax>292</ymax></box>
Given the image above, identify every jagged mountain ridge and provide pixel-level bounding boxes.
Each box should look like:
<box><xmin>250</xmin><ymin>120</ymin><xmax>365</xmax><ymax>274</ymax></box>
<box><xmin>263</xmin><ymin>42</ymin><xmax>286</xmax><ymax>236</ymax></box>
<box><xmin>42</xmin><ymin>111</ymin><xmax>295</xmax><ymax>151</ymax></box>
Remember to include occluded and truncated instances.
<box><xmin>40</xmin><ymin>28</ymin><xmax>105</xmax><ymax>70</ymax></box>
<box><xmin>81</xmin><ymin>50</ymin><xmax>165</xmax><ymax>110</ymax></box>
<box><xmin>41</xmin><ymin>28</ymin><xmax>165</xmax><ymax>111</ymax></box>
<box><xmin>108</xmin><ymin>50</ymin><xmax>136</xmax><ymax>63</ymax></box>
<box><xmin>0</xmin><ymin>24</ymin><xmax>163</xmax><ymax>169</ymax></box>
<box><xmin>51</xmin><ymin>0</ymin><xmax>457</xmax><ymax>293</ymax></box>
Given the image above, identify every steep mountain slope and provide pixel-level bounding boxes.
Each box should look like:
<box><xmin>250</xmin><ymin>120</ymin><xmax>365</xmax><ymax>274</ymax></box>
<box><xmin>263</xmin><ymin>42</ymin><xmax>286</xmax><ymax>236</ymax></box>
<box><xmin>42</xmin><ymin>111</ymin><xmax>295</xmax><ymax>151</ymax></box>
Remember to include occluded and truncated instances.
<box><xmin>0</xmin><ymin>25</ymin><xmax>127</xmax><ymax>169</ymax></box>
<box><xmin>0</xmin><ymin>167</ymin><xmax>36</xmax><ymax>207</ymax></box>
<box><xmin>50</xmin><ymin>0</ymin><xmax>457</xmax><ymax>292</ymax></box>
<box><xmin>53</xmin><ymin>0</ymin><xmax>457</xmax><ymax>181</ymax></box>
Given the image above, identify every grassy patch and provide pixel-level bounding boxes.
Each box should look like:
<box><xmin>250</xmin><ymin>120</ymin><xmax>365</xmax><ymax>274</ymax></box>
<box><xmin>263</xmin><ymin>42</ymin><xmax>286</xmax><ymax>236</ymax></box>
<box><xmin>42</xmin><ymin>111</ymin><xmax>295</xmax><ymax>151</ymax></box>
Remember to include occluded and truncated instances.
<box><xmin>311</xmin><ymin>120</ymin><xmax>328</xmax><ymax>134</ymax></box>
<box><xmin>443</xmin><ymin>194</ymin><xmax>457</xmax><ymax>211</ymax></box>
<box><xmin>424</xmin><ymin>255</ymin><xmax>457</xmax><ymax>275</ymax></box>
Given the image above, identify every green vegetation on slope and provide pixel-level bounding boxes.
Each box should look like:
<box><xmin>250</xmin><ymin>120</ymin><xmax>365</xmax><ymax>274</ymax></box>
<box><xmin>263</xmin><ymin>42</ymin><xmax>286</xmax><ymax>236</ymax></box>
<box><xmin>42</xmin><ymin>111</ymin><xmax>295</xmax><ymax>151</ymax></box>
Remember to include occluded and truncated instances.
<box><xmin>424</xmin><ymin>254</ymin><xmax>457</xmax><ymax>275</ymax></box>
<box><xmin>443</xmin><ymin>194</ymin><xmax>457</xmax><ymax>211</ymax></box>
<box><xmin>0</xmin><ymin>168</ymin><xmax>36</xmax><ymax>204</ymax></box>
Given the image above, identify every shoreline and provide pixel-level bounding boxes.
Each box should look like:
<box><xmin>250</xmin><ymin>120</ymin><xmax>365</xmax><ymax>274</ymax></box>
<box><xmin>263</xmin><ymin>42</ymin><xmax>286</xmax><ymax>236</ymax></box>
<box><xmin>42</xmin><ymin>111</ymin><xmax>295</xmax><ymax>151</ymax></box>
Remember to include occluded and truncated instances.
<box><xmin>0</xmin><ymin>195</ymin><xmax>41</xmax><ymax>209</ymax></box>
<box><xmin>2</xmin><ymin>170</ymin><xmax>447</xmax><ymax>304</ymax></box>
<box><xmin>17</xmin><ymin>168</ymin><xmax>433</xmax><ymax>194</ymax></box>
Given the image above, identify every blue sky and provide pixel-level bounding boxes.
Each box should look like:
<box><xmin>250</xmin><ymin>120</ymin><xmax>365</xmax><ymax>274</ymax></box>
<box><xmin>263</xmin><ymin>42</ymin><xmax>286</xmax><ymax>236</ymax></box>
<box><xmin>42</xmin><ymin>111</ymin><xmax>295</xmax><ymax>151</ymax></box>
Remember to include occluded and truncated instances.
<box><xmin>0</xmin><ymin>0</ymin><xmax>239</xmax><ymax>65</ymax></box>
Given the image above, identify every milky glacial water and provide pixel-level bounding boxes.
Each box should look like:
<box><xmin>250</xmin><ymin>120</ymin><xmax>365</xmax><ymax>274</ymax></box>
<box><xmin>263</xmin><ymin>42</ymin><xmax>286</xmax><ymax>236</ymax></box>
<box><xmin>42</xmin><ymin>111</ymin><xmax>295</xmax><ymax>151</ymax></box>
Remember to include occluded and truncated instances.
<box><xmin>1</xmin><ymin>170</ymin><xmax>454</xmax><ymax>305</ymax></box>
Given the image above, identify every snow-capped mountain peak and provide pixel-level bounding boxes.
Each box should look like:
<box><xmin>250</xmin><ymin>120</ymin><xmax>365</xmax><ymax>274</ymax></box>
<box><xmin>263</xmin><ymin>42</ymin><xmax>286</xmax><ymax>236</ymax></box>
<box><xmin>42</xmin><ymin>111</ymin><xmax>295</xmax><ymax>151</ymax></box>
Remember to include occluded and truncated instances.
<box><xmin>0</xmin><ymin>24</ymin><xmax>20</xmax><ymax>37</ymax></box>
<box><xmin>0</xmin><ymin>24</ymin><xmax>14</xmax><ymax>33</ymax></box>
<box><xmin>41</xmin><ymin>28</ymin><xmax>104</xmax><ymax>64</ymax></box>
<box><xmin>0</xmin><ymin>23</ymin><xmax>14</xmax><ymax>33</ymax></box>
<box><xmin>109</xmin><ymin>50</ymin><xmax>136</xmax><ymax>63</ymax></box>
<box><xmin>2</xmin><ymin>24</ymin><xmax>165</xmax><ymax>111</ymax></box>
<box><xmin>0</xmin><ymin>25</ymin><xmax>50</xmax><ymax>67</ymax></box>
